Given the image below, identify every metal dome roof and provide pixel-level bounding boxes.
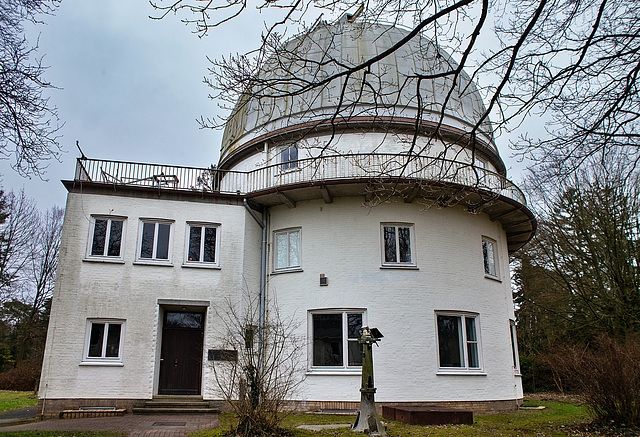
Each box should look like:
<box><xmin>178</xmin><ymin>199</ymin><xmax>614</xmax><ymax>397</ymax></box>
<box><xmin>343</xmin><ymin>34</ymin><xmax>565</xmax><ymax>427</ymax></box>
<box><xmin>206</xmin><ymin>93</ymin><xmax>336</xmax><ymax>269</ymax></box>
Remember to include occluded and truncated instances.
<box><xmin>220</xmin><ymin>17</ymin><xmax>494</xmax><ymax>162</ymax></box>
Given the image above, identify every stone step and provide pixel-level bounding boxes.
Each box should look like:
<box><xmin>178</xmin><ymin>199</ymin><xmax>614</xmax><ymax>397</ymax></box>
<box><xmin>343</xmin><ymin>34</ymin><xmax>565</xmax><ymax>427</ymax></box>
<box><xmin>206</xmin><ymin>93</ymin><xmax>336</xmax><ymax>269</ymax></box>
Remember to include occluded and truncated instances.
<box><xmin>132</xmin><ymin>407</ymin><xmax>218</xmax><ymax>415</ymax></box>
<box><xmin>143</xmin><ymin>401</ymin><xmax>212</xmax><ymax>408</ymax></box>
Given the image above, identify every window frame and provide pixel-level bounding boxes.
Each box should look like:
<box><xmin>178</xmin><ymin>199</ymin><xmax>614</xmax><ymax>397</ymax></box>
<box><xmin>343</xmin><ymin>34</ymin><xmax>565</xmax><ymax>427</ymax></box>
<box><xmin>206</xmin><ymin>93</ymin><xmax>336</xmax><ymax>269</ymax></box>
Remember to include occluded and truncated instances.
<box><xmin>435</xmin><ymin>311</ymin><xmax>484</xmax><ymax>374</ymax></box>
<box><xmin>280</xmin><ymin>144</ymin><xmax>299</xmax><ymax>171</ymax></box>
<box><xmin>85</xmin><ymin>215</ymin><xmax>127</xmax><ymax>262</ymax></box>
<box><xmin>380</xmin><ymin>223</ymin><xmax>416</xmax><ymax>268</ymax></box>
<box><xmin>81</xmin><ymin>319</ymin><xmax>125</xmax><ymax>366</ymax></box>
<box><xmin>482</xmin><ymin>236</ymin><xmax>499</xmax><ymax>280</ymax></box>
<box><xmin>308</xmin><ymin>309</ymin><xmax>367</xmax><ymax>373</ymax></box>
<box><xmin>272</xmin><ymin>227</ymin><xmax>302</xmax><ymax>273</ymax></box>
<box><xmin>183</xmin><ymin>222</ymin><xmax>221</xmax><ymax>268</ymax></box>
<box><xmin>135</xmin><ymin>219</ymin><xmax>175</xmax><ymax>265</ymax></box>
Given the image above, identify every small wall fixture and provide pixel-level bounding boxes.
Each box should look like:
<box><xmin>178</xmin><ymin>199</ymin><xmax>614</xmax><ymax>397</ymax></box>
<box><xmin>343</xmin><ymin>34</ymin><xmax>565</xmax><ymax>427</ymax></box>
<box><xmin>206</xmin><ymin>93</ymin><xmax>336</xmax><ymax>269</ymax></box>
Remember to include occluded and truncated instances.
<box><xmin>319</xmin><ymin>274</ymin><xmax>328</xmax><ymax>286</ymax></box>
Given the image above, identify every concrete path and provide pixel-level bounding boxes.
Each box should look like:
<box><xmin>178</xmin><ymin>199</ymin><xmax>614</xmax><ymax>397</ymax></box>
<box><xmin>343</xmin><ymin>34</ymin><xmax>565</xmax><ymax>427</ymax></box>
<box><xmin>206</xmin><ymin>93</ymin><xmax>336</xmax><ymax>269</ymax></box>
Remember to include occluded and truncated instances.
<box><xmin>0</xmin><ymin>406</ymin><xmax>37</xmax><ymax>426</ymax></box>
<box><xmin>0</xmin><ymin>413</ymin><xmax>219</xmax><ymax>436</ymax></box>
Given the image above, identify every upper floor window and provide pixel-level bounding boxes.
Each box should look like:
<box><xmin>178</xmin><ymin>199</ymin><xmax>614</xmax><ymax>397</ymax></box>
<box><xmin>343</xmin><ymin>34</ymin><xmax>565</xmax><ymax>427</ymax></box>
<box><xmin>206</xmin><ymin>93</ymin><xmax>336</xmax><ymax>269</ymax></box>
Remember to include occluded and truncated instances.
<box><xmin>87</xmin><ymin>216</ymin><xmax>126</xmax><ymax>261</ymax></box>
<box><xmin>381</xmin><ymin>223</ymin><xmax>415</xmax><ymax>267</ymax></box>
<box><xmin>83</xmin><ymin>319</ymin><xmax>125</xmax><ymax>364</ymax></box>
<box><xmin>482</xmin><ymin>237</ymin><xmax>498</xmax><ymax>279</ymax></box>
<box><xmin>185</xmin><ymin>223</ymin><xmax>220</xmax><ymax>267</ymax></box>
<box><xmin>280</xmin><ymin>145</ymin><xmax>298</xmax><ymax>171</ymax></box>
<box><xmin>309</xmin><ymin>309</ymin><xmax>365</xmax><ymax>370</ymax></box>
<box><xmin>273</xmin><ymin>228</ymin><xmax>301</xmax><ymax>272</ymax></box>
<box><xmin>137</xmin><ymin>219</ymin><xmax>174</xmax><ymax>264</ymax></box>
<box><xmin>436</xmin><ymin>312</ymin><xmax>482</xmax><ymax>372</ymax></box>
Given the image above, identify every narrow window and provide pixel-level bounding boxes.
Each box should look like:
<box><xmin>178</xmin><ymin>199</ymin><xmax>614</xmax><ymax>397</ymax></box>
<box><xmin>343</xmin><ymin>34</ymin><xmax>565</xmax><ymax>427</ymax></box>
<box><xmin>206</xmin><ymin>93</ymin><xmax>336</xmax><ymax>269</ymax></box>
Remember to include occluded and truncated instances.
<box><xmin>381</xmin><ymin>224</ymin><xmax>415</xmax><ymax>266</ymax></box>
<box><xmin>84</xmin><ymin>320</ymin><xmax>124</xmax><ymax>362</ymax></box>
<box><xmin>138</xmin><ymin>220</ymin><xmax>173</xmax><ymax>262</ymax></box>
<box><xmin>185</xmin><ymin>223</ymin><xmax>219</xmax><ymax>266</ymax></box>
<box><xmin>310</xmin><ymin>310</ymin><xmax>364</xmax><ymax>369</ymax></box>
<box><xmin>482</xmin><ymin>237</ymin><xmax>498</xmax><ymax>278</ymax></box>
<box><xmin>280</xmin><ymin>145</ymin><xmax>298</xmax><ymax>170</ymax></box>
<box><xmin>89</xmin><ymin>217</ymin><xmax>125</xmax><ymax>259</ymax></box>
<box><xmin>436</xmin><ymin>313</ymin><xmax>481</xmax><ymax>371</ymax></box>
<box><xmin>510</xmin><ymin>320</ymin><xmax>520</xmax><ymax>373</ymax></box>
<box><xmin>274</xmin><ymin>228</ymin><xmax>301</xmax><ymax>271</ymax></box>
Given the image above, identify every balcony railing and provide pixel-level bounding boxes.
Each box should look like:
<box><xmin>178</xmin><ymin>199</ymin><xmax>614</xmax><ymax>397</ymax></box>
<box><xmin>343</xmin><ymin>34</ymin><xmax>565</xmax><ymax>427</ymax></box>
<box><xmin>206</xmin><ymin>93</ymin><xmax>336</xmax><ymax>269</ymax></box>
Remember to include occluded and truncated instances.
<box><xmin>74</xmin><ymin>154</ymin><xmax>526</xmax><ymax>205</ymax></box>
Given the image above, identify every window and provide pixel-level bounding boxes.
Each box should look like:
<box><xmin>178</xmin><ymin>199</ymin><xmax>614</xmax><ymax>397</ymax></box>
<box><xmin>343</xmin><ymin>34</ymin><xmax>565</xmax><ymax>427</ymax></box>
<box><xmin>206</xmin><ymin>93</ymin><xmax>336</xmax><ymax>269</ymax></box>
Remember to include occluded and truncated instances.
<box><xmin>137</xmin><ymin>220</ymin><xmax>173</xmax><ymax>263</ymax></box>
<box><xmin>280</xmin><ymin>145</ymin><xmax>298</xmax><ymax>170</ymax></box>
<box><xmin>510</xmin><ymin>320</ymin><xmax>520</xmax><ymax>374</ymax></box>
<box><xmin>436</xmin><ymin>312</ymin><xmax>482</xmax><ymax>371</ymax></box>
<box><xmin>184</xmin><ymin>223</ymin><xmax>220</xmax><ymax>267</ymax></box>
<box><xmin>87</xmin><ymin>216</ymin><xmax>126</xmax><ymax>260</ymax></box>
<box><xmin>482</xmin><ymin>237</ymin><xmax>498</xmax><ymax>278</ymax></box>
<box><xmin>83</xmin><ymin>319</ymin><xmax>125</xmax><ymax>364</ymax></box>
<box><xmin>381</xmin><ymin>224</ymin><xmax>415</xmax><ymax>266</ymax></box>
<box><xmin>273</xmin><ymin>228</ymin><xmax>301</xmax><ymax>271</ymax></box>
<box><xmin>309</xmin><ymin>310</ymin><xmax>365</xmax><ymax>369</ymax></box>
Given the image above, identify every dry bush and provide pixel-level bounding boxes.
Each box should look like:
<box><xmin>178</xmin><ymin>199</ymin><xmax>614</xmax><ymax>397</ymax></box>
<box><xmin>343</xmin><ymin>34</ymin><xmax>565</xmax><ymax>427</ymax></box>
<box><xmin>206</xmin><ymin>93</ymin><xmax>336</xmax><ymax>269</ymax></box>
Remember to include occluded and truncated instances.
<box><xmin>547</xmin><ymin>335</ymin><xmax>640</xmax><ymax>427</ymax></box>
<box><xmin>0</xmin><ymin>360</ymin><xmax>40</xmax><ymax>391</ymax></box>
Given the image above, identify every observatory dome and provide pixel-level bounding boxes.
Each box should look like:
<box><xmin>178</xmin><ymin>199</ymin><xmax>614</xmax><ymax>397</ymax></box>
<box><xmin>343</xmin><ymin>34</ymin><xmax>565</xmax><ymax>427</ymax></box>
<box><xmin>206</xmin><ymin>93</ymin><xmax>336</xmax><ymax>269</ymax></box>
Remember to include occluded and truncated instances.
<box><xmin>220</xmin><ymin>17</ymin><xmax>495</xmax><ymax>163</ymax></box>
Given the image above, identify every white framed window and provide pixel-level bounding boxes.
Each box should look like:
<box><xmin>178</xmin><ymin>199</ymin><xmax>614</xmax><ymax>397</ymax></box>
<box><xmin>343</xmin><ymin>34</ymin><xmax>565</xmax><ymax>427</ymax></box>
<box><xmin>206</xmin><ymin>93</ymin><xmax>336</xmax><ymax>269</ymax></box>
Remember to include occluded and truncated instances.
<box><xmin>308</xmin><ymin>309</ymin><xmax>366</xmax><ymax>370</ymax></box>
<box><xmin>273</xmin><ymin>228</ymin><xmax>301</xmax><ymax>272</ymax></box>
<box><xmin>436</xmin><ymin>312</ymin><xmax>482</xmax><ymax>372</ymax></box>
<box><xmin>482</xmin><ymin>237</ymin><xmax>499</xmax><ymax>279</ymax></box>
<box><xmin>82</xmin><ymin>319</ymin><xmax>125</xmax><ymax>365</ymax></box>
<box><xmin>184</xmin><ymin>222</ymin><xmax>220</xmax><ymax>267</ymax></box>
<box><xmin>86</xmin><ymin>216</ymin><xmax>126</xmax><ymax>261</ymax></box>
<box><xmin>136</xmin><ymin>219</ymin><xmax>174</xmax><ymax>264</ymax></box>
<box><xmin>510</xmin><ymin>320</ymin><xmax>520</xmax><ymax>374</ymax></box>
<box><xmin>381</xmin><ymin>223</ymin><xmax>415</xmax><ymax>267</ymax></box>
<box><xmin>280</xmin><ymin>145</ymin><xmax>298</xmax><ymax>171</ymax></box>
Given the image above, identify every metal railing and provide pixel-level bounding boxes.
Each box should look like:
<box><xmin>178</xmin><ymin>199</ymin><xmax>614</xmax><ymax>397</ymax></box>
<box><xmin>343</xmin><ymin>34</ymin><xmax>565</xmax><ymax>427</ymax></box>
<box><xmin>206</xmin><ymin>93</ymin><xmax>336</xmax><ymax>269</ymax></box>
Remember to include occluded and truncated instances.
<box><xmin>74</xmin><ymin>154</ymin><xmax>526</xmax><ymax>205</ymax></box>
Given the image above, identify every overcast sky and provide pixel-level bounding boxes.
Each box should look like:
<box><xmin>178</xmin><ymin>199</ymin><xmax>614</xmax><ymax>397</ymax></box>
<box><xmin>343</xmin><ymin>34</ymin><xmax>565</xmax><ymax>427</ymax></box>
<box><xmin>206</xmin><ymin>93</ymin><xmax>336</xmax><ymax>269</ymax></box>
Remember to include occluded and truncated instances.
<box><xmin>2</xmin><ymin>2</ymin><xmax>529</xmax><ymax>211</ymax></box>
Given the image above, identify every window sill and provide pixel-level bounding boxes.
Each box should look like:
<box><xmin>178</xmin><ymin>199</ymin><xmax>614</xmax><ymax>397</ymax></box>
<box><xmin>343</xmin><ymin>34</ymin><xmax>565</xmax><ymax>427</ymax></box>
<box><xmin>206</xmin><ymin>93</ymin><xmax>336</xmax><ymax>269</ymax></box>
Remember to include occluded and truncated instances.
<box><xmin>181</xmin><ymin>263</ymin><xmax>221</xmax><ymax>270</ymax></box>
<box><xmin>484</xmin><ymin>274</ymin><xmax>502</xmax><ymax>282</ymax></box>
<box><xmin>80</xmin><ymin>361</ymin><xmax>124</xmax><ymax>367</ymax></box>
<box><xmin>307</xmin><ymin>369</ymin><xmax>362</xmax><ymax>376</ymax></box>
<box><xmin>133</xmin><ymin>260</ymin><xmax>173</xmax><ymax>267</ymax></box>
<box><xmin>436</xmin><ymin>370</ymin><xmax>486</xmax><ymax>376</ymax></box>
<box><xmin>271</xmin><ymin>268</ymin><xmax>303</xmax><ymax>275</ymax></box>
<box><xmin>380</xmin><ymin>265</ymin><xmax>419</xmax><ymax>270</ymax></box>
<box><xmin>83</xmin><ymin>258</ymin><xmax>125</xmax><ymax>264</ymax></box>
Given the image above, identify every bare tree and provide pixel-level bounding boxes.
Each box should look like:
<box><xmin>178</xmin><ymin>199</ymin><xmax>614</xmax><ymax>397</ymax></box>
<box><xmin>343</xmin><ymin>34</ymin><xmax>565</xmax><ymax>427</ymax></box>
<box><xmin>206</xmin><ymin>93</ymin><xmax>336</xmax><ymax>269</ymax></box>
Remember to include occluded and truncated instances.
<box><xmin>210</xmin><ymin>293</ymin><xmax>305</xmax><ymax>436</ymax></box>
<box><xmin>0</xmin><ymin>0</ymin><xmax>62</xmax><ymax>177</ymax></box>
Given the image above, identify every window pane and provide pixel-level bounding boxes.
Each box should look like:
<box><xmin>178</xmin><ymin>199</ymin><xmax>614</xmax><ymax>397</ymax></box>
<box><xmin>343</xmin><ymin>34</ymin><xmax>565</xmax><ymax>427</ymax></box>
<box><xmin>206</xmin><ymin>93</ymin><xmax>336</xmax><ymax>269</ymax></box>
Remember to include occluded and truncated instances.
<box><xmin>467</xmin><ymin>342</ymin><xmax>479</xmax><ymax>368</ymax></box>
<box><xmin>313</xmin><ymin>314</ymin><xmax>342</xmax><ymax>366</ymax></box>
<box><xmin>465</xmin><ymin>317</ymin><xmax>477</xmax><ymax>342</ymax></box>
<box><xmin>384</xmin><ymin>226</ymin><xmax>397</xmax><ymax>263</ymax></box>
<box><xmin>203</xmin><ymin>227</ymin><xmax>217</xmax><ymax>263</ymax></box>
<box><xmin>510</xmin><ymin>324</ymin><xmax>518</xmax><ymax>369</ymax></box>
<box><xmin>398</xmin><ymin>227</ymin><xmax>411</xmax><ymax>263</ymax></box>
<box><xmin>91</xmin><ymin>219</ymin><xmax>107</xmax><ymax>256</ymax></box>
<box><xmin>289</xmin><ymin>231</ymin><xmax>300</xmax><ymax>267</ymax></box>
<box><xmin>289</xmin><ymin>146</ymin><xmax>298</xmax><ymax>163</ymax></box>
<box><xmin>465</xmin><ymin>317</ymin><xmax>479</xmax><ymax>368</ymax></box>
<box><xmin>140</xmin><ymin>223</ymin><xmax>155</xmax><ymax>258</ymax></box>
<box><xmin>347</xmin><ymin>313</ymin><xmax>362</xmax><ymax>339</ymax></box>
<box><xmin>276</xmin><ymin>233</ymin><xmax>288</xmax><ymax>269</ymax></box>
<box><xmin>88</xmin><ymin>323</ymin><xmax>105</xmax><ymax>357</ymax></box>
<box><xmin>156</xmin><ymin>224</ymin><xmax>171</xmax><ymax>259</ymax></box>
<box><xmin>105</xmin><ymin>323</ymin><xmax>121</xmax><ymax>358</ymax></box>
<box><xmin>107</xmin><ymin>220</ymin><xmax>123</xmax><ymax>256</ymax></box>
<box><xmin>348</xmin><ymin>341</ymin><xmax>363</xmax><ymax>366</ymax></box>
<box><xmin>166</xmin><ymin>312</ymin><xmax>203</xmax><ymax>329</ymax></box>
<box><xmin>437</xmin><ymin>315</ymin><xmax>463</xmax><ymax>367</ymax></box>
<box><xmin>483</xmin><ymin>240</ymin><xmax>496</xmax><ymax>275</ymax></box>
<box><xmin>188</xmin><ymin>226</ymin><xmax>201</xmax><ymax>261</ymax></box>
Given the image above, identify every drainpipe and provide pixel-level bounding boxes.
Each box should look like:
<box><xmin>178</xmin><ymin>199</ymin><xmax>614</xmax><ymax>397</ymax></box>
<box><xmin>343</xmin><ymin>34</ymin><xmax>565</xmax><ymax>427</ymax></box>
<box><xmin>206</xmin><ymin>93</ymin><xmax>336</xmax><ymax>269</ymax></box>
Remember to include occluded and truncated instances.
<box><xmin>243</xmin><ymin>199</ymin><xmax>267</xmax><ymax>330</ymax></box>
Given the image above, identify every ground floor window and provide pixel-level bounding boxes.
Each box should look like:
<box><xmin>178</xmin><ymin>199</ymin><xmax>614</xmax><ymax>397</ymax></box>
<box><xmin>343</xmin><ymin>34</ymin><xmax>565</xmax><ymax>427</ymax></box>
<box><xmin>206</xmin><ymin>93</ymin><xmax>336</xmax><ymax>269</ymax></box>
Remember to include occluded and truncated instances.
<box><xmin>436</xmin><ymin>312</ymin><xmax>481</xmax><ymax>371</ymax></box>
<box><xmin>83</xmin><ymin>319</ymin><xmax>125</xmax><ymax>363</ymax></box>
<box><xmin>309</xmin><ymin>309</ymin><xmax>365</xmax><ymax>369</ymax></box>
<box><xmin>510</xmin><ymin>320</ymin><xmax>520</xmax><ymax>373</ymax></box>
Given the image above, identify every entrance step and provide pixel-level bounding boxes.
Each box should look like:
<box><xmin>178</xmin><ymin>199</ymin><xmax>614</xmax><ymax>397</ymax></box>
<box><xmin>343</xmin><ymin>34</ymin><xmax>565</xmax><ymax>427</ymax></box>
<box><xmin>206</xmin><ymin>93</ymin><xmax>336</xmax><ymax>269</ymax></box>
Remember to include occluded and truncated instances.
<box><xmin>133</xmin><ymin>396</ymin><xmax>220</xmax><ymax>415</ymax></box>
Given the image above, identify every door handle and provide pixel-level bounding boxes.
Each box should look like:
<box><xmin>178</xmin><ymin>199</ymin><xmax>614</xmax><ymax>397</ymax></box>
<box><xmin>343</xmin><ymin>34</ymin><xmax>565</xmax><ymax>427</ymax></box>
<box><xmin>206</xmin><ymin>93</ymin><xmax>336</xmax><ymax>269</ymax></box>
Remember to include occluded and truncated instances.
<box><xmin>174</xmin><ymin>359</ymin><xmax>178</xmax><ymax>367</ymax></box>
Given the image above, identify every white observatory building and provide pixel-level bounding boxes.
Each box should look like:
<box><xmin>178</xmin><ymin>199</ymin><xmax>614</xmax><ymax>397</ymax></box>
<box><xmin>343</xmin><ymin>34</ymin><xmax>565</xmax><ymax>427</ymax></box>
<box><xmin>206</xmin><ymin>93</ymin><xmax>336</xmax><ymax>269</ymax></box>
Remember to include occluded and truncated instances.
<box><xmin>38</xmin><ymin>17</ymin><xmax>535</xmax><ymax>418</ymax></box>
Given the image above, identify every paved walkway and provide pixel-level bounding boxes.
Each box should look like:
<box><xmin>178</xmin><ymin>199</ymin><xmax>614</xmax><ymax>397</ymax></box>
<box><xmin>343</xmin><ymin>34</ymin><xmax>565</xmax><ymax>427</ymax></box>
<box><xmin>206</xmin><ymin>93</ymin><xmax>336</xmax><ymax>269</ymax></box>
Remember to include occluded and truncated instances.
<box><xmin>0</xmin><ymin>413</ymin><xmax>219</xmax><ymax>436</ymax></box>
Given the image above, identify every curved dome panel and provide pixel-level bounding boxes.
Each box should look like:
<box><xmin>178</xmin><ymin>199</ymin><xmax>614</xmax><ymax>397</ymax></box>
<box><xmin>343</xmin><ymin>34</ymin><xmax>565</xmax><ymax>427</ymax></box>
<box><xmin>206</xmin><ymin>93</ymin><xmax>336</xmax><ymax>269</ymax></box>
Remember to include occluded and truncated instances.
<box><xmin>221</xmin><ymin>18</ymin><xmax>494</xmax><ymax>161</ymax></box>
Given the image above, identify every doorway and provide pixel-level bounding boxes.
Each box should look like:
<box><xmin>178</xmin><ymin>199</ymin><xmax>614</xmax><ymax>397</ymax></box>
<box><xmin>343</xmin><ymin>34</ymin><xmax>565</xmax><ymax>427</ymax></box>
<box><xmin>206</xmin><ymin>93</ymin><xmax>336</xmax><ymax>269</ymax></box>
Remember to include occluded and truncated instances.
<box><xmin>158</xmin><ymin>311</ymin><xmax>204</xmax><ymax>395</ymax></box>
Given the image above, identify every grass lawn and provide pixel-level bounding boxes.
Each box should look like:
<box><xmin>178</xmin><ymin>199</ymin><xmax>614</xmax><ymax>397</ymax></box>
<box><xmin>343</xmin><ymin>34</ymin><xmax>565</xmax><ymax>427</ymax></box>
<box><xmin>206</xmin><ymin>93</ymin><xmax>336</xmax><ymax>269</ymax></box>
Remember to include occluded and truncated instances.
<box><xmin>0</xmin><ymin>391</ymin><xmax>38</xmax><ymax>413</ymax></box>
<box><xmin>193</xmin><ymin>398</ymin><xmax>596</xmax><ymax>437</ymax></box>
<box><xmin>0</xmin><ymin>433</ymin><xmax>127</xmax><ymax>437</ymax></box>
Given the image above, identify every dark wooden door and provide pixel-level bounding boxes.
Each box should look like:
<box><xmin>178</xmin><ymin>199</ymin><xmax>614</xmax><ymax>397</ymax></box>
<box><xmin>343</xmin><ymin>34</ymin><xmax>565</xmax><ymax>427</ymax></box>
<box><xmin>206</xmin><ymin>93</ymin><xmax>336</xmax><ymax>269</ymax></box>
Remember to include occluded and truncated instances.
<box><xmin>158</xmin><ymin>311</ymin><xmax>204</xmax><ymax>395</ymax></box>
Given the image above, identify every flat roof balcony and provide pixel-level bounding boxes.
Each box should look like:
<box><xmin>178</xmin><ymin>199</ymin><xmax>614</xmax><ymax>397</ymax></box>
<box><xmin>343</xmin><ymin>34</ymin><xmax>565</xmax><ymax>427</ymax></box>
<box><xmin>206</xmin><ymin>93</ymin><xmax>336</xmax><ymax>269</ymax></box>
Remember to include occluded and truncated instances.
<box><xmin>72</xmin><ymin>155</ymin><xmax>535</xmax><ymax>252</ymax></box>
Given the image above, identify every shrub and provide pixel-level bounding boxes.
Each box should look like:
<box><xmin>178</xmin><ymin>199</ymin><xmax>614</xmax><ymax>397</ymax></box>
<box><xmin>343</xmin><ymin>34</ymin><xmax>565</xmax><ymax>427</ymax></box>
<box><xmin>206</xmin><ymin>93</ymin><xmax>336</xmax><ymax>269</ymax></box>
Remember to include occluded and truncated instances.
<box><xmin>0</xmin><ymin>360</ymin><xmax>41</xmax><ymax>391</ymax></box>
<box><xmin>547</xmin><ymin>335</ymin><xmax>640</xmax><ymax>427</ymax></box>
